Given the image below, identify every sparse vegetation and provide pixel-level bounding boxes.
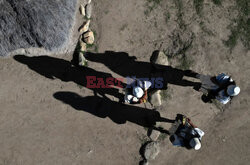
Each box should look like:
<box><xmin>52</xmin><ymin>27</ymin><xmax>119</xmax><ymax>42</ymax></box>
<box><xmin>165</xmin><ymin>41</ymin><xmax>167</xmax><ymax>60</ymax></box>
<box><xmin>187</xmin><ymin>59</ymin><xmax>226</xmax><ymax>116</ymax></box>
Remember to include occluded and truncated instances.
<box><xmin>174</xmin><ymin>0</ymin><xmax>186</xmax><ymax>29</ymax></box>
<box><xmin>164</xmin><ymin>11</ymin><xmax>171</xmax><ymax>24</ymax></box>
<box><xmin>212</xmin><ymin>0</ymin><xmax>222</xmax><ymax>5</ymax></box>
<box><xmin>144</xmin><ymin>0</ymin><xmax>163</xmax><ymax>16</ymax></box>
<box><xmin>104</xmin><ymin>9</ymin><xmax>109</xmax><ymax>14</ymax></box>
<box><xmin>86</xmin><ymin>30</ymin><xmax>97</xmax><ymax>50</ymax></box>
<box><xmin>77</xmin><ymin>84</ymin><xmax>84</xmax><ymax>89</ymax></box>
<box><xmin>200</xmin><ymin>21</ymin><xmax>214</xmax><ymax>36</ymax></box>
<box><xmin>94</xmin><ymin>45</ymin><xmax>99</xmax><ymax>53</ymax></box>
<box><xmin>154</xmin><ymin>21</ymin><xmax>158</xmax><ymax>28</ymax></box>
<box><xmin>120</xmin><ymin>23</ymin><xmax>128</xmax><ymax>31</ymax></box>
<box><xmin>84</xmin><ymin>16</ymin><xmax>91</xmax><ymax>20</ymax></box>
<box><xmin>163</xmin><ymin>30</ymin><xmax>194</xmax><ymax>58</ymax></box>
<box><xmin>224</xmin><ymin>0</ymin><xmax>250</xmax><ymax>51</ymax></box>
<box><xmin>176</xmin><ymin>55</ymin><xmax>194</xmax><ymax>70</ymax></box>
<box><xmin>160</xmin><ymin>89</ymin><xmax>172</xmax><ymax>100</ymax></box>
<box><xmin>212</xmin><ymin>100</ymin><xmax>225</xmax><ymax>112</ymax></box>
<box><xmin>86</xmin><ymin>43</ymin><xmax>94</xmax><ymax>49</ymax></box>
<box><xmin>158</xmin><ymin>132</ymin><xmax>168</xmax><ymax>141</ymax></box>
<box><xmin>138</xmin><ymin>134</ymin><xmax>150</xmax><ymax>144</ymax></box>
<box><xmin>193</xmin><ymin>0</ymin><xmax>204</xmax><ymax>16</ymax></box>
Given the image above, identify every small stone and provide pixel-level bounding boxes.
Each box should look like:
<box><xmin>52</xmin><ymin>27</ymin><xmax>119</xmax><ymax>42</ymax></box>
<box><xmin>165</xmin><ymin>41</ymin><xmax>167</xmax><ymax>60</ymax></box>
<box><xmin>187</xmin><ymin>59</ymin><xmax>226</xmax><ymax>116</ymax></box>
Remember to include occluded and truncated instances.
<box><xmin>80</xmin><ymin>4</ymin><xmax>85</xmax><ymax>16</ymax></box>
<box><xmin>140</xmin><ymin>159</ymin><xmax>149</xmax><ymax>165</ymax></box>
<box><xmin>80</xmin><ymin>41</ymin><xmax>86</xmax><ymax>52</ymax></box>
<box><xmin>149</xmin><ymin>129</ymin><xmax>161</xmax><ymax>141</ymax></box>
<box><xmin>149</xmin><ymin>90</ymin><xmax>162</xmax><ymax>107</ymax></box>
<box><xmin>79</xmin><ymin>52</ymin><xmax>88</xmax><ymax>66</ymax></box>
<box><xmin>83</xmin><ymin>30</ymin><xmax>94</xmax><ymax>44</ymax></box>
<box><xmin>150</xmin><ymin>51</ymin><xmax>169</xmax><ymax>68</ymax></box>
<box><xmin>85</xmin><ymin>3</ymin><xmax>92</xmax><ymax>19</ymax></box>
<box><xmin>79</xmin><ymin>20</ymin><xmax>90</xmax><ymax>34</ymax></box>
<box><xmin>79</xmin><ymin>35</ymin><xmax>86</xmax><ymax>51</ymax></box>
<box><xmin>87</xmin><ymin>149</ymin><xmax>93</xmax><ymax>154</ymax></box>
<box><xmin>87</xmin><ymin>0</ymin><xmax>92</xmax><ymax>4</ymax></box>
<box><xmin>143</xmin><ymin>142</ymin><xmax>160</xmax><ymax>160</ymax></box>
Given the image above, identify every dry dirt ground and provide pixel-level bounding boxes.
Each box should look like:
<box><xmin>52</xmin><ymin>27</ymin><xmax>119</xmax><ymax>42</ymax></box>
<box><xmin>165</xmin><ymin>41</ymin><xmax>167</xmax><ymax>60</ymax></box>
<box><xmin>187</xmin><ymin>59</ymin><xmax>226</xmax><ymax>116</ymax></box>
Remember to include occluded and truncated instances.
<box><xmin>0</xmin><ymin>0</ymin><xmax>249</xmax><ymax>164</ymax></box>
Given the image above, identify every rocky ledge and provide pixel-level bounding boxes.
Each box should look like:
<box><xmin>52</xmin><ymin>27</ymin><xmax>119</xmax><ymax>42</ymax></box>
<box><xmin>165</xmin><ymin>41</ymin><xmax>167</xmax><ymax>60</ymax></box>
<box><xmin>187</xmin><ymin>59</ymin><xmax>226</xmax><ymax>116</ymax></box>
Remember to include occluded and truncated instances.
<box><xmin>0</xmin><ymin>0</ymin><xmax>78</xmax><ymax>56</ymax></box>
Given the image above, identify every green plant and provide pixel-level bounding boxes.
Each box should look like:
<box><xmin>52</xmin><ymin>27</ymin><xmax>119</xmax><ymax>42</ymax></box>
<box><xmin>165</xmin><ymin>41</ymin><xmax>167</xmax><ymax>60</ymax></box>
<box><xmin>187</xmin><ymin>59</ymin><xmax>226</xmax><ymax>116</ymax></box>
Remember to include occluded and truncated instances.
<box><xmin>193</xmin><ymin>0</ymin><xmax>204</xmax><ymax>16</ymax></box>
<box><xmin>77</xmin><ymin>84</ymin><xmax>84</xmax><ymax>89</ymax></box>
<box><xmin>212</xmin><ymin>0</ymin><xmax>222</xmax><ymax>5</ymax></box>
<box><xmin>94</xmin><ymin>45</ymin><xmax>99</xmax><ymax>53</ymax></box>
<box><xmin>86</xmin><ymin>43</ymin><xmax>94</xmax><ymax>49</ymax></box>
<box><xmin>84</xmin><ymin>30</ymin><xmax>97</xmax><ymax>49</ymax></box>
<box><xmin>224</xmin><ymin>0</ymin><xmax>250</xmax><ymax>51</ymax></box>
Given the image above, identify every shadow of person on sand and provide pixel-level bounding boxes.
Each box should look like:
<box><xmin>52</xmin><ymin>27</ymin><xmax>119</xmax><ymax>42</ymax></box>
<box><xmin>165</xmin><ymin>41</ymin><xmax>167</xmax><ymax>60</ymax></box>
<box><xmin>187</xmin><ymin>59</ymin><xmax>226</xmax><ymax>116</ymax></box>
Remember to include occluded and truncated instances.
<box><xmin>14</xmin><ymin>55</ymin><xmax>125</xmax><ymax>101</ymax></box>
<box><xmin>85</xmin><ymin>51</ymin><xmax>201</xmax><ymax>91</ymax></box>
<box><xmin>53</xmin><ymin>91</ymin><xmax>175</xmax><ymax>127</ymax></box>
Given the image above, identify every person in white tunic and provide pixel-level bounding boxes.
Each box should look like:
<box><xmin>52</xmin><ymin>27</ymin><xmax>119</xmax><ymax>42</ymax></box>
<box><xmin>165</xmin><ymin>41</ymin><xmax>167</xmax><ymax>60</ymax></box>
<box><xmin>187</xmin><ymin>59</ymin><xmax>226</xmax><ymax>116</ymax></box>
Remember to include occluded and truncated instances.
<box><xmin>170</xmin><ymin>114</ymin><xmax>204</xmax><ymax>150</ymax></box>
<box><xmin>124</xmin><ymin>79</ymin><xmax>152</xmax><ymax>104</ymax></box>
<box><xmin>198</xmin><ymin>73</ymin><xmax>240</xmax><ymax>104</ymax></box>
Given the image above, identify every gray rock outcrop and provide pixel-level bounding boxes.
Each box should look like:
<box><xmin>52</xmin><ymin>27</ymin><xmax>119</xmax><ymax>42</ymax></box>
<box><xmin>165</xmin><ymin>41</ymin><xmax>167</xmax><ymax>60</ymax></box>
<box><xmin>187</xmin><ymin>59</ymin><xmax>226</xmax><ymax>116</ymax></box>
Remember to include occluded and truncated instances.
<box><xmin>85</xmin><ymin>3</ymin><xmax>92</xmax><ymax>19</ymax></box>
<box><xmin>148</xmin><ymin>129</ymin><xmax>161</xmax><ymax>141</ymax></box>
<box><xmin>150</xmin><ymin>51</ymin><xmax>169</xmax><ymax>67</ymax></box>
<box><xmin>143</xmin><ymin>142</ymin><xmax>160</xmax><ymax>160</ymax></box>
<box><xmin>0</xmin><ymin>0</ymin><xmax>78</xmax><ymax>56</ymax></box>
<box><xmin>149</xmin><ymin>90</ymin><xmax>162</xmax><ymax>107</ymax></box>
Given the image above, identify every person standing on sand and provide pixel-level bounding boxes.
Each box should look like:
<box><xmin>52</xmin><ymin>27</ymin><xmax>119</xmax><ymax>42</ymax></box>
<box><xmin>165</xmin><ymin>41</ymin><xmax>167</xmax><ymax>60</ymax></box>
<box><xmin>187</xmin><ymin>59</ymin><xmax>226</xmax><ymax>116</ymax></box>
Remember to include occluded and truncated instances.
<box><xmin>170</xmin><ymin>114</ymin><xmax>204</xmax><ymax>150</ymax></box>
<box><xmin>124</xmin><ymin>80</ymin><xmax>152</xmax><ymax>104</ymax></box>
<box><xmin>198</xmin><ymin>73</ymin><xmax>240</xmax><ymax>104</ymax></box>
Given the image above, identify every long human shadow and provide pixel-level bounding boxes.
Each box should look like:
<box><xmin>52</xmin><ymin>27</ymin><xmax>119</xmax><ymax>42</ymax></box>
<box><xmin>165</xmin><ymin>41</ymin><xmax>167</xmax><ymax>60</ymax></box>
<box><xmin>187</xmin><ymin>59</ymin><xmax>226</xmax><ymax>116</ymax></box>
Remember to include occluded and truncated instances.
<box><xmin>14</xmin><ymin>55</ymin><xmax>125</xmax><ymax>100</ymax></box>
<box><xmin>53</xmin><ymin>91</ymin><xmax>175</xmax><ymax>127</ymax></box>
<box><xmin>85</xmin><ymin>51</ymin><xmax>201</xmax><ymax>89</ymax></box>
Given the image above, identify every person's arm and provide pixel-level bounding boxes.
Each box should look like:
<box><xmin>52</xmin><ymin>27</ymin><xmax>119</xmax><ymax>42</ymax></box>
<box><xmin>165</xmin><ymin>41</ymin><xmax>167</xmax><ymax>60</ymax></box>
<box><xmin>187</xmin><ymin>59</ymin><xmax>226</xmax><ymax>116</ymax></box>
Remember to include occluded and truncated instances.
<box><xmin>215</xmin><ymin>90</ymin><xmax>230</xmax><ymax>104</ymax></box>
<box><xmin>139</xmin><ymin>90</ymin><xmax>148</xmax><ymax>103</ymax></box>
<box><xmin>187</xmin><ymin>118</ymin><xmax>197</xmax><ymax>128</ymax></box>
<box><xmin>216</xmin><ymin>73</ymin><xmax>230</xmax><ymax>85</ymax></box>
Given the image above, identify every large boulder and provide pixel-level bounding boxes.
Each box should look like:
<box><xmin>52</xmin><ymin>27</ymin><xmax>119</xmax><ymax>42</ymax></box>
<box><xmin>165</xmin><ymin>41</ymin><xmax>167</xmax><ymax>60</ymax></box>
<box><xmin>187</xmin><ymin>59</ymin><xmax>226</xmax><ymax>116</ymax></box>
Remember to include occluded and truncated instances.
<box><xmin>148</xmin><ymin>129</ymin><xmax>161</xmax><ymax>141</ymax></box>
<box><xmin>149</xmin><ymin>90</ymin><xmax>162</xmax><ymax>107</ymax></box>
<box><xmin>150</xmin><ymin>50</ymin><xmax>169</xmax><ymax>72</ymax></box>
<box><xmin>143</xmin><ymin>142</ymin><xmax>160</xmax><ymax>160</ymax></box>
<box><xmin>150</xmin><ymin>51</ymin><xmax>169</xmax><ymax>66</ymax></box>
<box><xmin>0</xmin><ymin>0</ymin><xmax>78</xmax><ymax>56</ymax></box>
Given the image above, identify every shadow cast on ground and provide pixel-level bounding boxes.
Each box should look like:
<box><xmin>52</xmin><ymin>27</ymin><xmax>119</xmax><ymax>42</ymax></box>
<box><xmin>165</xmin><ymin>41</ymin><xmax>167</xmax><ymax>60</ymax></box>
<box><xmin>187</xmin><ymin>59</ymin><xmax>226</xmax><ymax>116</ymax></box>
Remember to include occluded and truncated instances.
<box><xmin>85</xmin><ymin>51</ymin><xmax>201</xmax><ymax>90</ymax></box>
<box><xmin>14</xmin><ymin>55</ymin><xmax>125</xmax><ymax>101</ymax></box>
<box><xmin>53</xmin><ymin>91</ymin><xmax>175</xmax><ymax>127</ymax></box>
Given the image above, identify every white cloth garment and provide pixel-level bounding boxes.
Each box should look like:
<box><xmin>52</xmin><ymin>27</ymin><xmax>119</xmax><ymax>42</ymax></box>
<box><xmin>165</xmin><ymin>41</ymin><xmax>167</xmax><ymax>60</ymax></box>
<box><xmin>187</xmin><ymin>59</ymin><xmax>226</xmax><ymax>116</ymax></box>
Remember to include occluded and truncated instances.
<box><xmin>172</xmin><ymin>127</ymin><xmax>204</xmax><ymax>147</ymax></box>
<box><xmin>216</xmin><ymin>90</ymin><xmax>230</xmax><ymax>104</ymax></box>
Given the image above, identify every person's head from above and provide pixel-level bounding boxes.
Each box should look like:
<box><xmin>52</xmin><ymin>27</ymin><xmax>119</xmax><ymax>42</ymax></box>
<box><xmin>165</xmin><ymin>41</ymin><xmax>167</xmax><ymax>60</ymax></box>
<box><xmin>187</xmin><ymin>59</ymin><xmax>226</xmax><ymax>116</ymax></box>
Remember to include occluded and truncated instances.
<box><xmin>133</xmin><ymin>86</ymin><xmax>144</xmax><ymax>98</ymax></box>
<box><xmin>227</xmin><ymin>85</ymin><xmax>240</xmax><ymax>96</ymax></box>
<box><xmin>138</xmin><ymin>80</ymin><xmax>152</xmax><ymax>90</ymax></box>
<box><xmin>125</xmin><ymin>94</ymin><xmax>139</xmax><ymax>103</ymax></box>
<box><xmin>229</xmin><ymin>77</ymin><xmax>234</xmax><ymax>82</ymax></box>
<box><xmin>189</xmin><ymin>137</ymin><xmax>201</xmax><ymax>150</ymax></box>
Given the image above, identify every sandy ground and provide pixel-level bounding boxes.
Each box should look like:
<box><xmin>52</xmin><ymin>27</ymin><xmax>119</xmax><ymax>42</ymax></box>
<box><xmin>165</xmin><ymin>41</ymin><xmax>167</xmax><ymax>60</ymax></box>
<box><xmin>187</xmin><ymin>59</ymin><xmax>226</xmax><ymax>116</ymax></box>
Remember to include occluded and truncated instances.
<box><xmin>0</xmin><ymin>0</ymin><xmax>250</xmax><ymax>164</ymax></box>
